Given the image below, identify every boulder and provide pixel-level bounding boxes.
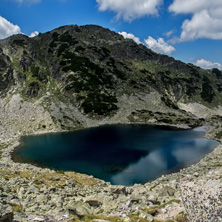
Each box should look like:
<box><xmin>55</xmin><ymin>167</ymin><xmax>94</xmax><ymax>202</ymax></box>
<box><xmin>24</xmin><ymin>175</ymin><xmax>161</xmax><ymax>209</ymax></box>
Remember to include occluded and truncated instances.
<box><xmin>85</xmin><ymin>200</ymin><xmax>102</xmax><ymax>207</ymax></box>
<box><xmin>0</xmin><ymin>204</ymin><xmax>13</xmax><ymax>222</ymax></box>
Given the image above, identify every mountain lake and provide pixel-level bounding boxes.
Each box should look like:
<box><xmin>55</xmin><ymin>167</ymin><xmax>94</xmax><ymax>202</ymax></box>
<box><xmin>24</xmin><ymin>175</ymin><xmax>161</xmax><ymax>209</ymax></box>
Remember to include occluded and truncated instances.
<box><xmin>13</xmin><ymin>124</ymin><xmax>219</xmax><ymax>186</ymax></box>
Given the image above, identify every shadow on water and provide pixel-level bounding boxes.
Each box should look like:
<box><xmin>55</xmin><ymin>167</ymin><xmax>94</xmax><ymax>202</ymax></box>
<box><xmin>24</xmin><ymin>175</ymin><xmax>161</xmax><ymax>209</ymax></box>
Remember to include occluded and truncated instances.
<box><xmin>12</xmin><ymin>125</ymin><xmax>219</xmax><ymax>186</ymax></box>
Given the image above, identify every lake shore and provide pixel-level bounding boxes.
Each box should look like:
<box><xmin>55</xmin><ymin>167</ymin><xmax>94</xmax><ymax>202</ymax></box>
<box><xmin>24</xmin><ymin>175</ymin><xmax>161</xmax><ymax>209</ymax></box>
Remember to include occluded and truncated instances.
<box><xmin>0</xmin><ymin>122</ymin><xmax>222</xmax><ymax>221</ymax></box>
<box><xmin>11</xmin><ymin>124</ymin><xmax>219</xmax><ymax>186</ymax></box>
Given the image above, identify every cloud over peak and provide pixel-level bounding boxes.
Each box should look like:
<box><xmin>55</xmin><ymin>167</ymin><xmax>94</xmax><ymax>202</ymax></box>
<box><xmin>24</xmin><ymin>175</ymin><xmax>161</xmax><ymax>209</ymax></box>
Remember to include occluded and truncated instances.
<box><xmin>195</xmin><ymin>59</ymin><xmax>221</xmax><ymax>70</ymax></box>
<box><xmin>118</xmin><ymin>31</ymin><xmax>141</xmax><ymax>44</ymax></box>
<box><xmin>144</xmin><ymin>36</ymin><xmax>175</xmax><ymax>55</ymax></box>
<box><xmin>0</xmin><ymin>16</ymin><xmax>21</xmax><ymax>39</ymax></box>
<box><xmin>96</xmin><ymin>0</ymin><xmax>163</xmax><ymax>21</ymax></box>
<box><xmin>29</xmin><ymin>31</ymin><xmax>39</xmax><ymax>38</ymax></box>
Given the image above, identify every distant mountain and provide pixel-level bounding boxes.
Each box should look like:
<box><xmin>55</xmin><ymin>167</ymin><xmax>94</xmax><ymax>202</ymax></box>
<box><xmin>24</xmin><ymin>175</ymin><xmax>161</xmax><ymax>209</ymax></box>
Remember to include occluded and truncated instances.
<box><xmin>0</xmin><ymin>24</ymin><xmax>222</xmax><ymax>139</ymax></box>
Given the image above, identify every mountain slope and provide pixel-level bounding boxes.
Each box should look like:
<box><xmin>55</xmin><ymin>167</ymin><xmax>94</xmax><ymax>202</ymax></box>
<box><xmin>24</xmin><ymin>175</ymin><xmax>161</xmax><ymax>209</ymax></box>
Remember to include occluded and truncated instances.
<box><xmin>0</xmin><ymin>24</ymin><xmax>222</xmax><ymax>140</ymax></box>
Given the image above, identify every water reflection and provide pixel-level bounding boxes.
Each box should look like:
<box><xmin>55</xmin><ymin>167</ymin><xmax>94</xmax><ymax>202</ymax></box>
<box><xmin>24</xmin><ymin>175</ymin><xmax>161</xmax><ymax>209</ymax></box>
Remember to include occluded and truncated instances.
<box><xmin>111</xmin><ymin>131</ymin><xmax>218</xmax><ymax>185</ymax></box>
<box><xmin>14</xmin><ymin>125</ymin><xmax>219</xmax><ymax>186</ymax></box>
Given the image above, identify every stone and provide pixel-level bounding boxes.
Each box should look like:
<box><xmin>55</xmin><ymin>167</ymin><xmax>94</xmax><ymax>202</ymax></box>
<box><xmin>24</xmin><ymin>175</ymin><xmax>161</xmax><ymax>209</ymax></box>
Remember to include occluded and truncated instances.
<box><xmin>110</xmin><ymin>186</ymin><xmax>127</xmax><ymax>195</ymax></box>
<box><xmin>32</xmin><ymin>216</ymin><xmax>45</xmax><ymax>221</ymax></box>
<box><xmin>0</xmin><ymin>205</ymin><xmax>13</xmax><ymax>222</ymax></box>
<box><xmin>36</xmin><ymin>194</ymin><xmax>48</xmax><ymax>203</ymax></box>
<box><xmin>67</xmin><ymin>201</ymin><xmax>91</xmax><ymax>218</ymax></box>
<box><xmin>160</xmin><ymin>186</ymin><xmax>175</xmax><ymax>197</ymax></box>
<box><xmin>85</xmin><ymin>200</ymin><xmax>102</xmax><ymax>207</ymax></box>
<box><xmin>194</xmin><ymin>172</ymin><xmax>199</xmax><ymax>177</ymax></box>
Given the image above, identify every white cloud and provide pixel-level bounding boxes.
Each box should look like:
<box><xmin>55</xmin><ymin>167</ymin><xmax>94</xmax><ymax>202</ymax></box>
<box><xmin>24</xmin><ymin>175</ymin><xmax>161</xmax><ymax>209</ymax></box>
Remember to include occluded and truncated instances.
<box><xmin>144</xmin><ymin>36</ymin><xmax>176</xmax><ymax>55</ymax></box>
<box><xmin>118</xmin><ymin>31</ymin><xmax>141</xmax><ymax>44</ymax></box>
<box><xmin>164</xmin><ymin>30</ymin><xmax>174</xmax><ymax>38</ymax></box>
<box><xmin>195</xmin><ymin>59</ymin><xmax>221</xmax><ymax>70</ymax></box>
<box><xmin>96</xmin><ymin>0</ymin><xmax>163</xmax><ymax>21</ymax></box>
<box><xmin>0</xmin><ymin>16</ymin><xmax>21</xmax><ymax>39</ymax></box>
<box><xmin>169</xmin><ymin>0</ymin><xmax>222</xmax><ymax>41</ymax></box>
<box><xmin>169</xmin><ymin>0</ymin><xmax>222</xmax><ymax>14</ymax></box>
<box><xmin>29</xmin><ymin>31</ymin><xmax>39</xmax><ymax>38</ymax></box>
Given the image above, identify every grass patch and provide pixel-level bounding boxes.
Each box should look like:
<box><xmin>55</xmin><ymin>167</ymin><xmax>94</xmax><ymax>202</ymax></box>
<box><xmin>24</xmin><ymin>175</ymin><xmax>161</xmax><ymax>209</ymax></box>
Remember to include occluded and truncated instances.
<box><xmin>128</xmin><ymin>213</ymin><xmax>150</xmax><ymax>222</ymax></box>
<box><xmin>174</xmin><ymin>211</ymin><xmax>188</xmax><ymax>222</ymax></box>
<box><xmin>69</xmin><ymin>214</ymin><xmax>122</xmax><ymax>222</ymax></box>
<box><xmin>141</xmin><ymin>199</ymin><xmax>181</xmax><ymax>216</ymax></box>
<box><xmin>11</xmin><ymin>203</ymin><xmax>24</xmax><ymax>213</ymax></box>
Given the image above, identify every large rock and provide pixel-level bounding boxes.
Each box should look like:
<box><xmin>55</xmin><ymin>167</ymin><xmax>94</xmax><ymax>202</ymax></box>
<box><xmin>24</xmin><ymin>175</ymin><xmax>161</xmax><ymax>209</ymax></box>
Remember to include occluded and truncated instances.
<box><xmin>0</xmin><ymin>204</ymin><xmax>13</xmax><ymax>222</ymax></box>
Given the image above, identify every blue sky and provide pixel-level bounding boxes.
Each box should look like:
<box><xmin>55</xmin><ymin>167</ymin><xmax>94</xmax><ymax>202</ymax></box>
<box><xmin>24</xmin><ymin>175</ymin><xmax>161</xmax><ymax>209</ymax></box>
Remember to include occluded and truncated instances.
<box><xmin>0</xmin><ymin>0</ymin><xmax>222</xmax><ymax>69</ymax></box>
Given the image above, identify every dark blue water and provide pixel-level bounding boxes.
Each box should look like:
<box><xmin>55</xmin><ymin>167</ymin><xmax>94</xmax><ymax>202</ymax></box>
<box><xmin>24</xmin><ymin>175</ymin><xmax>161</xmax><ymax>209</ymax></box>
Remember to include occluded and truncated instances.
<box><xmin>14</xmin><ymin>125</ymin><xmax>219</xmax><ymax>186</ymax></box>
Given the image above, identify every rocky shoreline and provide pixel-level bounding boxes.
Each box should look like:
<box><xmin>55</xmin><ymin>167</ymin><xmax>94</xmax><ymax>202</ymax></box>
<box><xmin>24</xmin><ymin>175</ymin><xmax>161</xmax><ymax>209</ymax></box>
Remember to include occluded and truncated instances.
<box><xmin>0</xmin><ymin>124</ymin><xmax>222</xmax><ymax>222</ymax></box>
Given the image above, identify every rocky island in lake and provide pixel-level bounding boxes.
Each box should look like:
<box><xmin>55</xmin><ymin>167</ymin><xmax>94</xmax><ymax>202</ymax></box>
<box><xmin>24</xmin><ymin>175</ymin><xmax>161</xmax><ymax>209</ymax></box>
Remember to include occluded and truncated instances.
<box><xmin>0</xmin><ymin>24</ymin><xmax>222</xmax><ymax>221</ymax></box>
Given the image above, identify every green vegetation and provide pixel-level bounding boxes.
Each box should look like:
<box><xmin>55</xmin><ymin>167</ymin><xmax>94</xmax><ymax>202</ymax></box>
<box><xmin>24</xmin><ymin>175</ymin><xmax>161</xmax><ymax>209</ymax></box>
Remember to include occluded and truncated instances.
<box><xmin>30</xmin><ymin>64</ymin><xmax>39</xmax><ymax>77</ymax></box>
<box><xmin>215</xmin><ymin>131</ymin><xmax>222</xmax><ymax>139</ymax></box>
<box><xmin>57</xmin><ymin>43</ymin><xmax>69</xmax><ymax>56</ymax></box>
<box><xmin>128</xmin><ymin>213</ymin><xmax>150</xmax><ymax>222</ymax></box>
<box><xmin>75</xmin><ymin>46</ymin><xmax>86</xmax><ymax>52</ymax></box>
<box><xmin>81</xmin><ymin>92</ymin><xmax>118</xmax><ymax>115</ymax></box>
<box><xmin>59</xmin><ymin>31</ymin><xmax>79</xmax><ymax>45</ymax></box>
<box><xmin>13</xmin><ymin>39</ymin><xmax>27</xmax><ymax>47</ymax></box>
<box><xmin>49</xmin><ymin>32</ymin><xmax>59</xmax><ymax>48</ymax></box>
<box><xmin>106</xmin><ymin>57</ymin><xmax>126</xmax><ymax>80</ymax></box>
<box><xmin>62</xmin><ymin>51</ymin><xmax>105</xmax><ymax>75</ymax></box>
<box><xmin>26</xmin><ymin>81</ymin><xmax>40</xmax><ymax>98</ymax></box>
<box><xmin>212</xmin><ymin>68</ymin><xmax>222</xmax><ymax>79</ymax></box>
<box><xmin>174</xmin><ymin>211</ymin><xmax>188</xmax><ymax>222</ymax></box>
<box><xmin>61</xmin><ymin>51</ymin><xmax>118</xmax><ymax>115</ymax></box>
<box><xmin>11</xmin><ymin>203</ymin><xmax>24</xmax><ymax>213</ymax></box>
<box><xmin>52</xmin><ymin>32</ymin><xmax>59</xmax><ymax>41</ymax></box>
<box><xmin>161</xmin><ymin>97</ymin><xmax>179</xmax><ymax>109</ymax></box>
<box><xmin>69</xmin><ymin>214</ymin><xmax>122</xmax><ymax>222</ymax></box>
<box><xmin>141</xmin><ymin>199</ymin><xmax>181</xmax><ymax>216</ymax></box>
<box><xmin>201</xmin><ymin>76</ymin><xmax>215</xmax><ymax>103</ymax></box>
<box><xmin>189</xmin><ymin>67</ymin><xmax>200</xmax><ymax>78</ymax></box>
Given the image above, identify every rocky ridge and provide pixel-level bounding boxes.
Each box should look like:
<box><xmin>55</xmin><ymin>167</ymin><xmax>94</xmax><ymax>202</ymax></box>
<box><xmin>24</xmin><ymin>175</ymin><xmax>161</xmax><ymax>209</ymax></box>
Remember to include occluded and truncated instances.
<box><xmin>0</xmin><ymin>24</ymin><xmax>222</xmax><ymax>221</ymax></box>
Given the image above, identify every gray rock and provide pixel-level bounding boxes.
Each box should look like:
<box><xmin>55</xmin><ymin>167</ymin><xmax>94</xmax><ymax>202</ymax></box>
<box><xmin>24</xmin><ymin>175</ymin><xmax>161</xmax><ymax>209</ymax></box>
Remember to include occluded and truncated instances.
<box><xmin>85</xmin><ymin>200</ymin><xmax>102</xmax><ymax>207</ymax></box>
<box><xmin>110</xmin><ymin>186</ymin><xmax>127</xmax><ymax>195</ymax></box>
<box><xmin>36</xmin><ymin>194</ymin><xmax>49</xmax><ymax>203</ymax></box>
<box><xmin>0</xmin><ymin>212</ymin><xmax>13</xmax><ymax>222</ymax></box>
<box><xmin>0</xmin><ymin>204</ymin><xmax>13</xmax><ymax>222</ymax></box>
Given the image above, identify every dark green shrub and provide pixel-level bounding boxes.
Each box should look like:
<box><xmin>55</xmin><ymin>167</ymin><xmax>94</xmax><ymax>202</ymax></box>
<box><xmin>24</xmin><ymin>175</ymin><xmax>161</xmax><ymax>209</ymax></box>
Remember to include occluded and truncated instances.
<box><xmin>57</xmin><ymin>43</ymin><xmax>69</xmax><ymax>56</ymax></box>
<box><xmin>212</xmin><ymin>68</ymin><xmax>222</xmax><ymax>79</ymax></box>
<box><xmin>81</xmin><ymin>92</ymin><xmax>118</xmax><ymax>115</ymax></box>
<box><xmin>201</xmin><ymin>76</ymin><xmax>215</xmax><ymax>103</ymax></box>
<box><xmin>59</xmin><ymin>32</ymin><xmax>79</xmax><ymax>45</ymax></box>
<box><xmin>75</xmin><ymin>46</ymin><xmax>86</xmax><ymax>52</ymax></box>
<box><xmin>52</xmin><ymin>32</ymin><xmax>59</xmax><ymax>41</ymax></box>
<box><xmin>13</xmin><ymin>39</ymin><xmax>27</xmax><ymax>47</ymax></box>
<box><xmin>30</xmin><ymin>65</ymin><xmax>39</xmax><ymax>77</ymax></box>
